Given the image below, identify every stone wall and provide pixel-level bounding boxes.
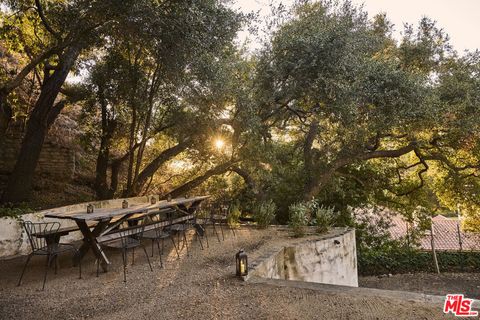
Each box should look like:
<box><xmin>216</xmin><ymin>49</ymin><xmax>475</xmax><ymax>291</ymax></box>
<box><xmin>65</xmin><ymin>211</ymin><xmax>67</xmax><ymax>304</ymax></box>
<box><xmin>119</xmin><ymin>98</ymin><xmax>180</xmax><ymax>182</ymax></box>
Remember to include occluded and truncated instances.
<box><xmin>0</xmin><ymin>195</ymin><xmax>159</xmax><ymax>259</ymax></box>
<box><xmin>247</xmin><ymin>228</ymin><xmax>358</xmax><ymax>287</ymax></box>
<box><xmin>0</xmin><ymin>129</ymin><xmax>75</xmax><ymax>187</ymax></box>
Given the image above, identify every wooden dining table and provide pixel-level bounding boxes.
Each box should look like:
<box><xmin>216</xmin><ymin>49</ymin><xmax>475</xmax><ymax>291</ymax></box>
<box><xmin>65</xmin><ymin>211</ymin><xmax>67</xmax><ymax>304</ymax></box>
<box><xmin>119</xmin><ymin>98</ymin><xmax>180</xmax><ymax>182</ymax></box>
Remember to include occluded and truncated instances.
<box><xmin>45</xmin><ymin>196</ymin><xmax>209</xmax><ymax>272</ymax></box>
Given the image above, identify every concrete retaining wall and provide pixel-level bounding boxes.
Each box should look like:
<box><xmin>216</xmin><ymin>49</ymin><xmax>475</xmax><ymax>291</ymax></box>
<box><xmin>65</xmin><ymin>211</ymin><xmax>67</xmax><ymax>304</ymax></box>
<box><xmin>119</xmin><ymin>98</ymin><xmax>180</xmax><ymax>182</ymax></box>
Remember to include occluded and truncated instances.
<box><xmin>247</xmin><ymin>229</ymin><xmax>358</xmax><ymax>287</ymax></box>
<box><xmin>0</xmin><ymin>195</ymin><xmax>159</xmax><ymax>259</ymax></box>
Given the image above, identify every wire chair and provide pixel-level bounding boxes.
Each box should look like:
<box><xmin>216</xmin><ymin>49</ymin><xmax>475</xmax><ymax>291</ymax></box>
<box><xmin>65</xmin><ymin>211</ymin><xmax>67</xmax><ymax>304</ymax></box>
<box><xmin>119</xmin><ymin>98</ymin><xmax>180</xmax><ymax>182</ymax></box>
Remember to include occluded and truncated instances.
<box><xmin>98</xmin><ymin>220</ymin><xmax>153</xmax><ymax>282</ymax></box>
<box><xmin>17</xmin><ymin>221</ymin><xmax>81</xmax><ymax>290</ymax></box>
<box><xmin>169</xmin><ymin>202</ymin><xmax>205</xmax><ymax>256</ymax></box>
<box><xmin>209</xmin><ymin>201</ymin><xmax>236</xmax><ymax>242</ymax></box>
<box><xmin>138</xmin><ymin>213</ymin><xmax>180</xmax><ymax>268</ymax></box>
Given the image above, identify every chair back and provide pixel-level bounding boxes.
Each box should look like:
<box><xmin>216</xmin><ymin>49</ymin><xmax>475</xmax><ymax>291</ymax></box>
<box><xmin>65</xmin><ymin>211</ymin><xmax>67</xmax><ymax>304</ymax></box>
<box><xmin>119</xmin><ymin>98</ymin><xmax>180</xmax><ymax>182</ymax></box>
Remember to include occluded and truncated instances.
<box><xmin>118</xmin><ymin>223</ymin><xmax>146</xmax><ymax>247</ymax></box>
<box><xmin>23</xmin><ymin>221</ymin><xmax>60</xmax><ymax>252</ymax></box>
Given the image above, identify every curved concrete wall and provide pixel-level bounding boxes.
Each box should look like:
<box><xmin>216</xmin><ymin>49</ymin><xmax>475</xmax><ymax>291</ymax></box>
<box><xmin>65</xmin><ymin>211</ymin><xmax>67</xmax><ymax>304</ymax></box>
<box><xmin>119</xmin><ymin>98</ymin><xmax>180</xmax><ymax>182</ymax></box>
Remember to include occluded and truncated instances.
<box><xmin>247</xmin><ymin>229</ymin><xmax>358</xmax><ymax>287</ymax></box>
<box><xmin>0</xmin><ymin>195</ymin><xmax>159</xmax><ymax>259</ymax></box>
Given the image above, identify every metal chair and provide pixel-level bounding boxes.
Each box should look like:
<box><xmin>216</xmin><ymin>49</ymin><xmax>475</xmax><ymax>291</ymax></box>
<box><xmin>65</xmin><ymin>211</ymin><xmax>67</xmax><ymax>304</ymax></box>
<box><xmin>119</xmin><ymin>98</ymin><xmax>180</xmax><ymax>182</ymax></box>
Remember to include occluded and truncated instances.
<box><xmin>209</xmin><ymin>202</ymin><xmax>236</xmax><ymax>242</ymax></box>
<box><xmin>17</xmin><ymin>221</ymin><xmax>82</xmax><ymax>290</ymax></box>
<box><xmin>138</xmin><ymin>213</ymin><xmax>180</xmax><ymax>267</ymax></box>
<box><xmin>98</xmin><ymin>221</ymin><xmax>153</xmax><ymax>282</ymax></box>
<box><xmin>169</xmin><ymin>204</ymin><xmax>205</xmax><ymax>256</ymax></box>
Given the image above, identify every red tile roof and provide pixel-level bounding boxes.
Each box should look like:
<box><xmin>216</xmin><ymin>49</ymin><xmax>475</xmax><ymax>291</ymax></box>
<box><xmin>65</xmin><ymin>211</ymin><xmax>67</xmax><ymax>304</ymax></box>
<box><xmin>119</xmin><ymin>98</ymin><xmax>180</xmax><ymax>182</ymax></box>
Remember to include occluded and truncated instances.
<box><xmin>389</xmin><ymin>215</ymin><xmax>480</xmax><ymax>251</ymax></box>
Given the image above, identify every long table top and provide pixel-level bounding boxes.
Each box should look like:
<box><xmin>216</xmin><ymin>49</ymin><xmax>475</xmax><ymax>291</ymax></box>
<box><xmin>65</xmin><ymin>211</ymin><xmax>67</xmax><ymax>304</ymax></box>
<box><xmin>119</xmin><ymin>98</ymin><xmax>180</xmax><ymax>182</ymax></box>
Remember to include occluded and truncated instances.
<box><xmin>44</xmin><ymin>196</ymin><xmax>209</xmax><ymax>221</ymax></box>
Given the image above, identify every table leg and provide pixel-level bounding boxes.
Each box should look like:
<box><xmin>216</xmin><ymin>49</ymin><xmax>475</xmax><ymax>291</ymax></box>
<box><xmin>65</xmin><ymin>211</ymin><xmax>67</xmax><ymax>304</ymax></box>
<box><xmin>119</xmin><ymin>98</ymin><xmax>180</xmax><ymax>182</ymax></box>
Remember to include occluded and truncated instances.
<box><xmin>74</xmin><ymin>220</ymin><xmax>111</xmax><ymax>272</ymax></box>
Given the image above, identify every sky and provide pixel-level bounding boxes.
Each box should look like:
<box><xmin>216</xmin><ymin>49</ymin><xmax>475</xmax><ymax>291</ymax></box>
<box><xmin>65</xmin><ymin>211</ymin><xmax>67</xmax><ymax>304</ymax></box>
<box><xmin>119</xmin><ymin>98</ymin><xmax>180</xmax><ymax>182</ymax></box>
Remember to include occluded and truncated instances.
<box><xmin>232</xmin><ymin>0</ymin><xmax>480</xmax><ymax>54</ymax></box>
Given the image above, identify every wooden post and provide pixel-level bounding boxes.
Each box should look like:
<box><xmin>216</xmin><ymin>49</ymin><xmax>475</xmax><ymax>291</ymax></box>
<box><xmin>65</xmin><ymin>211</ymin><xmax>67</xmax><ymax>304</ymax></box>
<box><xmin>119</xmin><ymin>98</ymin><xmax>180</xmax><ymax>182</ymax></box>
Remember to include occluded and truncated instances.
<box><xmin>457</xmin><ymin>205</ymin><xmax>464</xmax><ymax>271</ymax></box>
<box><xmin>456</xmin><ymin>205</ymin><xmax>463</xmax><ymax>251</ymax></box>
<box><xmin>430</xmin><ymin>216</ymin><xmax>440</xmax><ymax>274</ymax></box>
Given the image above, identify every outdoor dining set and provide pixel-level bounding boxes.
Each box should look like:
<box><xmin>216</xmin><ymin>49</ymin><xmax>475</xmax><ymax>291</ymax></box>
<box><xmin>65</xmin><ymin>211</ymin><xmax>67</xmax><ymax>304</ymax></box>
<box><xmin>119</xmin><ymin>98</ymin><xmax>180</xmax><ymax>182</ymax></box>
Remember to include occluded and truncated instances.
<box><xmin>16</xmin><ymin>195</ymin><xmax>236</xmax><ymax>290</ymax></box>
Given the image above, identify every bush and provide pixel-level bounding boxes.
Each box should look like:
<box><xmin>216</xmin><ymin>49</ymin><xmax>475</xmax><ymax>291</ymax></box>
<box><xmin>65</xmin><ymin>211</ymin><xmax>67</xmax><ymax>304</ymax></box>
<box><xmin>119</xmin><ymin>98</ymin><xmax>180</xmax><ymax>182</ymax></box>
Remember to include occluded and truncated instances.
<box><xmin>253</xmin><ymin>200</ymin><xmax>276</xmax><ymax>228</ymax></box>
<box><xmin>288</xmin><ymin>202</ymin><xmax>310</xmax><ymax>237</ymax></box>
<box><xmin>358</xmin><ymin>247</ymin><xmax>480</xmax><ymax>275</ymax></box>
<box><xmin>227</xmin><ymin>202</ymin><xmax>241</xmax><ymax>227</ymax></box>
<box><xmin>0</xmin><ymin>203</ymin><xmax>34</xmax><ymax>219</ymax></box>
<box><xmin>313</xmin><ymin>204</ymin><xmax>336</xmax><ymax>233</ymax></box>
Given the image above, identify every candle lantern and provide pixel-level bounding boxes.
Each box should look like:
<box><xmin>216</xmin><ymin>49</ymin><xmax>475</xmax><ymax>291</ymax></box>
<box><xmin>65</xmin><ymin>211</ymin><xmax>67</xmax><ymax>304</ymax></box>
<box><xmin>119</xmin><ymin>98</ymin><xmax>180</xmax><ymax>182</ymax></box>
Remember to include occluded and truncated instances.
<box><xmin>235</xmin><ymin>249</ymin><xmax>248</xmax><ymax>277</ymax></box>
<box><xmin>150</xmin><ymin>196</ymin><xmax>157</xmax><ymax>204</ymax></box>
<box><xmin>122</xmin><ymin>200</ymin><xmax>129</xmax><ymax>209</ymax></box>
<box><xmin>87</xmin><ymin>204</ymin><xmax>94</xmax><ymax>213</ymax></box>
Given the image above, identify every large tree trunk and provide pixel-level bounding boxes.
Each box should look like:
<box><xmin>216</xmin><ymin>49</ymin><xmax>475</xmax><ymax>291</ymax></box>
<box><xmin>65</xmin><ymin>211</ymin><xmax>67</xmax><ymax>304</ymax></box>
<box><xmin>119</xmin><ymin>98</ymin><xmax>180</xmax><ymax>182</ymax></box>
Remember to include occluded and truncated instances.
<box><xmin>124</xmin><ymin>140</ymin><xmax>192</xmax><ymax>197</ymax></box>
<box><xmin>302</xmin><ymin>143</ymin><xmax>417</xmax><ymax>200</ymax></box>
<box><xmin>0</xmin><ymin>92</ymin><xmax>12</xmax><ymax>138</ymax></box>
<box><xmin>303</xmin><ymin>120</ymin><xmax>319</xmax><ymax>200</ymax></box>
<box><xmin>1</xmin><ymin>44</ymin><xmax>82</xmax><ymax>203</ymax></box>
<box><xmin>230</xmin><ymin>166</ymin><xmax>264</xmax><ymax>200</ymax></box>
<box><xmin>94</xmin><ymin>99</ymin><xmax>116</xmax><ymax>200</ymax></box>
<box><xmin>163</xmin><ymin>162</ymin><xmax>234</xmax><ymax>199</ymax></box>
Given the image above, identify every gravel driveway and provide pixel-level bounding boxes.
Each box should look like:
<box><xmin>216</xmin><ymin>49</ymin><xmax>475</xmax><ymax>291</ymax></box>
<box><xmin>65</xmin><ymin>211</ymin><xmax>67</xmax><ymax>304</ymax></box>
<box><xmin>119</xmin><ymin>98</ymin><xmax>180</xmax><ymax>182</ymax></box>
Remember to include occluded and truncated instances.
<box><xmin>0</xmin><ymin>227</ymin><xmax>453</xmax><ymax>319</ymax></box>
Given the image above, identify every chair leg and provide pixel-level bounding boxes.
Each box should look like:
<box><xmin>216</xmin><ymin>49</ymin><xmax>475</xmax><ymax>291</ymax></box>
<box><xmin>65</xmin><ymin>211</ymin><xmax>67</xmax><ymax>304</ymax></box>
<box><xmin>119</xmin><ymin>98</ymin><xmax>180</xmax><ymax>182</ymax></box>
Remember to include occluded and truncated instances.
<box><xmin>142</xmin><ymin>246</ymin><xmax>153</xmax><ymax>272</ymax></box>
<box><xmin>54</xmin><ymin>255</ymin><xmax>58</xmax><ymax>275</ymax></box>
<box><xmin>96</xmin><ymin>259</ymin><xmax>100</xmax><ymax>277</ymax></box>
<box><xmin>122</xmin><ymin>249</ymin><xmax>127</xmax><ymax>283</ymax></box>
<box><xmin>204</xmin><ymin>224</ymin><xmax>209</xmax><ymax>248</ymax></box>
<box><xmin>151</xmin><ymin>239</ymin><xmax>155</xmax><ymax>257</ymax></box>
<box><xmin>156</xmin><ymin>239</ymin><xmax>163</xmax><ymax>268</ymax></box>
<box><xmin>132</xmin><ymin>247</ymin><xmax>135</xmax><ymax>265</ymax></box>
<box><xmin>183</xmin><ymin>230</ymin><xmax>189</xmax><ymax>257</ymax></box>
<box><xmin>195</xmin><ymin>228</ymin><xmax>204</xmax><ymax>250</ymax></box>
<box><xmin>170</xmin><ymin>235</ymin><xmax>180</xmax><ymax>259</ymax></box>
<box><xmin>213</xmin><ymin>224</ymin><xmax>221</xmax><ymax>243</ymax></box>
<box><xmin>17</xmin><ymin>253</ymin><xmax>32</xmax><ymax>286</ymax></box>
<box><xmin>219</xmin><ymin>222</ymin><xmax>225</xmax><ymax>241</ymax></box>
<box><xmin>42</xmin><ymin>255</ymin><xmax>53</xmax><ymax>290</ymax></box>
<box><xmin>78</xmin><ymin>257</ymin><xmax>82</xmax><ymax>279</ymax></box>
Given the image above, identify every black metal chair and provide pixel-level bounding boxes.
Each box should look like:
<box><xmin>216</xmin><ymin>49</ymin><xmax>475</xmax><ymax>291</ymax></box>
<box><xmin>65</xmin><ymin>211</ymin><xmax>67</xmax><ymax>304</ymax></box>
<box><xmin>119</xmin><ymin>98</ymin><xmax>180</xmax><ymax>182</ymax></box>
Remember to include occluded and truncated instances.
<box><xmin>98</xmin><ymin>221</ymin><xmax>153</xmax><ymax>282</ymax></box>
<box><xmin>169</xmin><ymin>203</ymin><xmax>205</xmax><ymax>256</ymax></box>
<box><xmin>138</xmin><ymin>213</ymin><xmax>180</xmax><ymax>267</ymax></box>
<box><xmin>209</xmin><ymin>202</ymin><xmax>236</xmax><ymax>242</ymax></box>
<box><xmin>17</xmin><ymin>221</ymin><xmax>82</xmax><ymax>290</ymax></box>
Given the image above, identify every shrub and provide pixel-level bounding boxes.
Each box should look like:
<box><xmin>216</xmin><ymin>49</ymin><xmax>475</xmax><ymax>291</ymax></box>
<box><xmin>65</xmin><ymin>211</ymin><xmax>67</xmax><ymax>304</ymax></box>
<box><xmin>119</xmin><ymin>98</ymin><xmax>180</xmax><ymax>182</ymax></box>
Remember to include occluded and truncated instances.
<box><xmin>313</xmin><ymin>204</ymin><xmax>336</xmax><ymax>233</ymax></box>
<box><xmin>288</xmin><ymin>202</ymin><xmax>310</xmax><ymax>237</ymax></box>
<box><xmin>358</xmin><ymin>247</ymin><xmax>480</xmax><ymax>275</ymax></box>
<box><xmin>227</xmin><ymin>202</ymin><xmax>241</xmax><ymax>227</ymax></box>
<box><xmin>253</xmin><ymin>200</ymin><xmax>276</xmax><ymax>228</ymax></box>
<box><xmin>0</xmin><ymin>203</ymin><xmax>34</xmax><ymax>219</ymax></box>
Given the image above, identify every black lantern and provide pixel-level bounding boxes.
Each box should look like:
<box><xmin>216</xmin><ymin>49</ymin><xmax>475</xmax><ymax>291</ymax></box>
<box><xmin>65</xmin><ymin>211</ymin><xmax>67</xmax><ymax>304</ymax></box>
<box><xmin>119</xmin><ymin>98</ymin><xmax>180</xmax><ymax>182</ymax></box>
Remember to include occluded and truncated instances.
<box><xmin>235</xmin><ymin>249</ymin><xmax>248</xmax><ymax>277</ymax></box>
<box><xmin>87</xmin><ymin>204</ymin><xmax>94</xmax><ymax>213</ymax></box>
<box><xmin>122</xmin><ymin>200</ymin><xmax>129</xmax><ymax>209</ymax></box>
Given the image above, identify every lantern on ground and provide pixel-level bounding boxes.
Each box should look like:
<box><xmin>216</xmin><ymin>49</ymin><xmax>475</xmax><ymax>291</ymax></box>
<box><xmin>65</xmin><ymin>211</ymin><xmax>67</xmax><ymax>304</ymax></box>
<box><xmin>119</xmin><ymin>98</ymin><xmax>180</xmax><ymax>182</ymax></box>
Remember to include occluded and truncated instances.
<box><xmin>235</xmin><ymin>249</ymin><xmax>248</xmax><ymax>277</ymax></box>
<box><xmin>122</xmin><ymin>200</ymin><xmax>129</xmax><ymax>209</ymax></box>
<box><xmin>87</xmin><ymin>204</ymin><xmax>94</xmax><ymax>213</ymax></box>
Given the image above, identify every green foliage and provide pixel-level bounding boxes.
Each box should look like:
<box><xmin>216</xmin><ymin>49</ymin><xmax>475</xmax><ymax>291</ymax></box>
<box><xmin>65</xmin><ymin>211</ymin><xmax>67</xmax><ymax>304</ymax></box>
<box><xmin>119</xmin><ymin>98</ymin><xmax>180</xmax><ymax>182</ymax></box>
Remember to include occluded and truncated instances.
<box><xmin>359</xmin><ymin>248</ymin><xmax>480</xmax><ymax>276</ymax></box>
<box><xmin>227</xmin><ymin>202</ymin><xmax>241</xmax><ymax>227</ymax></box>
<box><xmin>0</xmin><ymin>203</ymin><xmax>33</xmax><ymax>219</ymax></box>
<box><xmin>253</xmin><ymin>200</ymin><xmax>276</xmax><ymax>228</ymax></box>
<box><xmin>288</xmin><ymin>199</ymin><xmax>337</xmax><ymax>236</ymax></box>
<box><xmin>313</xmin><ymin>204</ymin><xmax>336</xmax><ymax>233</ymax></box>
<box><xmin>288</xmin><ymin>202</ymin><xmax>310</xmax><ymax>237</ymax></box>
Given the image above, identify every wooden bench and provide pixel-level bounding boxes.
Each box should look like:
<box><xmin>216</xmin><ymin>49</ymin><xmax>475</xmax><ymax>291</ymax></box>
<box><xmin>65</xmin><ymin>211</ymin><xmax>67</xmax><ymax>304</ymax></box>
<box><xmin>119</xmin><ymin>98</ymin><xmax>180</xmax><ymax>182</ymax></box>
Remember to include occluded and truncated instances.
<box><xmin>97</xmin><ymin>213</ymin><xmax>195</xmax><ymax>243</ymax></box>
<box><xmin>33</xmin><ymin>222</ymin><xmax>98</xmax><ymax>238</ymax></box>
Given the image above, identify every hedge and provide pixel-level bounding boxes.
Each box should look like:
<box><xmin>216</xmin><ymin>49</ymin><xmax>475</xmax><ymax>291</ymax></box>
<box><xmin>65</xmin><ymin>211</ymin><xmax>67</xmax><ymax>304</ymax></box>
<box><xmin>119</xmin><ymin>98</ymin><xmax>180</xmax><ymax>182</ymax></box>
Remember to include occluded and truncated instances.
<box><xmin>358</xmin><ymin>249</ymin><xmax>480</xmax><ymax>276</ymax></box>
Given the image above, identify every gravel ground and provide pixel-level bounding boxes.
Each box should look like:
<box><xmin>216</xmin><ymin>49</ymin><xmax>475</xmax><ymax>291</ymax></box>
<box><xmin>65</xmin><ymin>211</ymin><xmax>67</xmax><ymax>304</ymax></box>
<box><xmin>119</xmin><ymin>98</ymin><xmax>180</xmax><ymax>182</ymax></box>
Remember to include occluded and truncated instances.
<box><xmin>360</xmin><ymin>272</ymin><xmax>480</xmax><ymax>299</ymax></box>
<box><xmin>0</xmin><ymin>227</ymin><xmax>453</xmax><ymax>320</ymax></box>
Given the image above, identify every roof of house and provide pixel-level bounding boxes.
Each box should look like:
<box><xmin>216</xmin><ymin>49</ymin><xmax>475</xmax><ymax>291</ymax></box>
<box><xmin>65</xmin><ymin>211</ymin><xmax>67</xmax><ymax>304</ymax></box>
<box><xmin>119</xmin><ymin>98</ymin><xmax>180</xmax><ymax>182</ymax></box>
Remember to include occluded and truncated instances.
<box><xmin>389</xmin><ymin>215</ymin><xmax>480</xmax><ymax>251</ymax></box>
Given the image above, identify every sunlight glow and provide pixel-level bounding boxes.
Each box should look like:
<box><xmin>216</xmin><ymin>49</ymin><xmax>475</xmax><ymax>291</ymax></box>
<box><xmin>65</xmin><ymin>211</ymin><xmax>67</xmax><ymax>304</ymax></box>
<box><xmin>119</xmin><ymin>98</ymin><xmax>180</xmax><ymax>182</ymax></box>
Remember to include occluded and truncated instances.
<box><xmin>214</xmin><ymin>138</ymin><xmax>225</xmax><ymax>150</ymax></box>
